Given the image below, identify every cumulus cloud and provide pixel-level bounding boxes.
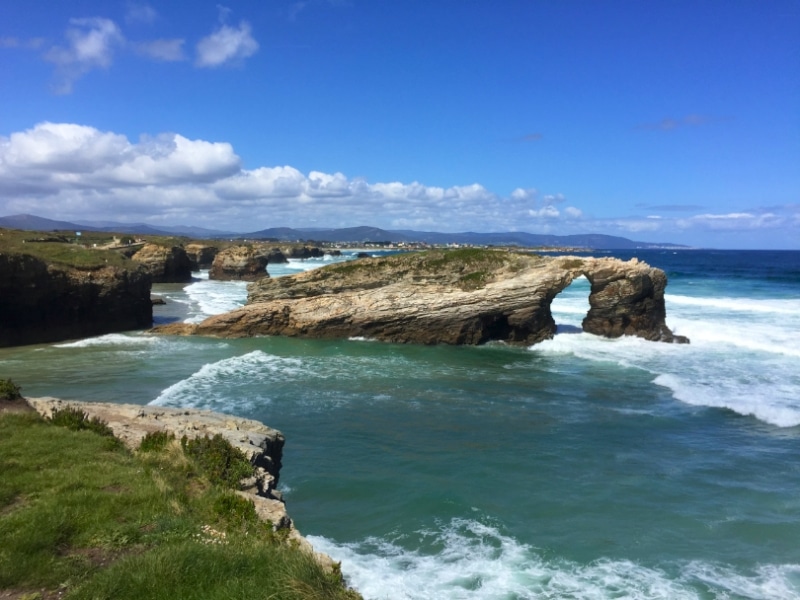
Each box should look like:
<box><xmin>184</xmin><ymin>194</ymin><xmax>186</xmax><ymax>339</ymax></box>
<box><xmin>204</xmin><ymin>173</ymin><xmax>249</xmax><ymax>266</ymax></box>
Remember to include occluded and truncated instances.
<box><xmin>45</xmin><ymin>17</ymin><xmax>124</xmax><ymax>94</ymax></box>
<box><xmin>195</xmin><ymin>20</ymin><xmax>259</xmax><ymax>67</ymax></box>
<box><xmin>0</xmin><ymin>122</ymin><xmax>240</xmax><ymax>195</ymax></box>
<box><xmin>1</xmin><ymin>122</ymin><xmax>795</xmax><ymax>247</ymax></box>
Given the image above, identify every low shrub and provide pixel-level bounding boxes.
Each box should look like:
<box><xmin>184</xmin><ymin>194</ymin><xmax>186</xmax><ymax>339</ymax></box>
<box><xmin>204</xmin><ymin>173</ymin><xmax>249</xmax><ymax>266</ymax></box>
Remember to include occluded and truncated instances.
<box><xmin>0</xmin><ymin>378</ymin><xmax>22</xmax><ymax>401</ymax></box>
<box><xmin>48</xmin><ymin>406</ymin><xmax>117</xmax><ymax>441</ymax></box>
<box><xmin>183</xmin><ymin>434</ymin><xmax>253</xmax><ymax>489</ymax></box>
<box><xmin>138</xmin><ymin>430</ymin><xmax>175</xmax><ymax>453</ymax></box>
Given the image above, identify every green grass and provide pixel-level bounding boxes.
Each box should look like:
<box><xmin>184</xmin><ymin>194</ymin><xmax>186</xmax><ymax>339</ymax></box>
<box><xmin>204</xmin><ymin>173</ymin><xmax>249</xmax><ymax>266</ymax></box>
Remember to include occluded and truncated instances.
<box><xmin>0</xmin><ymin>411</ymin><xmax>360</xmax><ymax>599</ymax></box>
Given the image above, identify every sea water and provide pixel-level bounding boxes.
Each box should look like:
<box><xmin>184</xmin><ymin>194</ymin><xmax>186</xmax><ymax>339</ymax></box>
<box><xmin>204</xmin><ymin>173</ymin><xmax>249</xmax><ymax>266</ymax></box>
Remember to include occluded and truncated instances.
<box><xmin>2</xmin><ymin>249</ymin><xmax>799</xmax><ymax>599</ymax></box>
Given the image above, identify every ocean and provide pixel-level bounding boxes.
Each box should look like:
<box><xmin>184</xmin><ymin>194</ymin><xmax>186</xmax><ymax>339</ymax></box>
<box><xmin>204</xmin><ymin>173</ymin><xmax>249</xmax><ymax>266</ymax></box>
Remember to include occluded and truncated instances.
<box><xmin>2</xmin><ymin>249</ymin><xmax>799</xmax><ymax>599</ymax></box>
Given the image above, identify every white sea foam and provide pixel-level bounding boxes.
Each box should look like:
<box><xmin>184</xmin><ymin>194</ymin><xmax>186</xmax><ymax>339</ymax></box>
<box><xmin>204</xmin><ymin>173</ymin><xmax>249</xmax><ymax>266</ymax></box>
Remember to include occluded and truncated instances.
<box><xmin>308</xmin><ymin>519</ymin><xmax>800</xmax><ymax>599</ymax></box>
<box><xmin>182</xmin><ymin>278</ymin><xmax>247</xmax><ymax>323</ymax></box>
<box><xmin>53</xmin><ymin>333</ymin><xmax>163</xmax><ymax>349</ymax></box>
<box><xmin>541</xmin><ymin>282</ymin><xmax>800</xmax><ymax>427</ymax></box>
<box><xmin>150</xmin><ymin>350</ymin><xmax>304</xmax><ymax>411</ymax></box>
<box><xmin>666</xmin><ymin>294</ymin><xmax>799</xmax><ymax>315</ymax></box>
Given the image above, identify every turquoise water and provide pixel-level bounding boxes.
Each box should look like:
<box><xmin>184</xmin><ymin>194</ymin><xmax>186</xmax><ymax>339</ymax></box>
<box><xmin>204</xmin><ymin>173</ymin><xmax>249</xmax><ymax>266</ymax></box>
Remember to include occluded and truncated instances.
<box><xmin>2</xmin><ymin>251</ymin><xmax>799</xmax><ymax>599</ymax></box>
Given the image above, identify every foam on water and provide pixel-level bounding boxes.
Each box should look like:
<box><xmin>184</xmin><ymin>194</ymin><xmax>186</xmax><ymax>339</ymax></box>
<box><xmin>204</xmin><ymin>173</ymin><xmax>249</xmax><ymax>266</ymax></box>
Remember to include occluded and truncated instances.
<box><xmin>53</xmin><ymin>333</ymin><xmax>163</xmax><ymax>348</ymax></box>
<box><xmin>307</xmin><ymin>519</ymin><xmax>800</xmax><ymax>600</ymax></box>
<box><xmin>544</xmin><ymin>276</ymin><xmax>800</xmax><ymax>428</ymax></box>
<box><xmin>183</xmin><ymin>278</ymin><xmax>247</xmax><ymax>323</ymax></box>
<box><xmin>150</xmin><ymin>350</ymin><xmax>305</xmax><ymax>412</ymax></box>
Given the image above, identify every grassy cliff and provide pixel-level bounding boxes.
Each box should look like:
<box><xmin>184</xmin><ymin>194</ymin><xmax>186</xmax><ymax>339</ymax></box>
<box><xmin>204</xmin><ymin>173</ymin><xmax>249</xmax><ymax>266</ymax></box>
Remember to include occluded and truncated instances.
<box><xmin>0</xmin><ymin>387</ymin><xmax>360</xmax><ymax>600</ymax></box>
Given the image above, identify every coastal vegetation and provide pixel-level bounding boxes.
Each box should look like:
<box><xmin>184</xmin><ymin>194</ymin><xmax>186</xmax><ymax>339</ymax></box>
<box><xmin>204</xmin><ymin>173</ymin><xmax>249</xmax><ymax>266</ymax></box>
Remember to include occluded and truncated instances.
<box><xmin>0</xmin><ymin>390</ymin><xmax>361</xmax><ymax>599</ymax></box>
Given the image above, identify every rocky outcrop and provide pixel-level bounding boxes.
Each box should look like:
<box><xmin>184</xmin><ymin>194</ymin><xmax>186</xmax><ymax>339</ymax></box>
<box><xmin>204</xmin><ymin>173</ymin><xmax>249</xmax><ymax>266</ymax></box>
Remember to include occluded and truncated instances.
<box><xmin>131</xmin><ymin>243</ymin><xmax>193</xmax><ymax>283</ymax></box>
<box><xmin>25</xmin><ymin>397</ymin><xmax>333</xmax><ymax>566</ymax></box>
<box><xmin>0</xmin><ymin>253</ymin><xmax>152</xmax><ymax>347</ymax></box>
<box><xmin>155</xmin><ymin>250</ymin><xmax>688</xmax><ymax>345</ymax></box>
<box><xmin>185</xmin><ymin>244</ymin><xmax>219</xmax><ymax>271</ymax></box>
<box><xmin>209</xmin><ymin>245</ymin><xmax>270</xmax><ymax>281</ymax></box>
<box><xmin>286</xmin><ymin>246</ymin><xmax>324</xmax><ymax>259</ymax></box>
<box><xmin>266</xmin><ymin>248</ymin><xmax>288</xmax><ymax>264</ymax></box>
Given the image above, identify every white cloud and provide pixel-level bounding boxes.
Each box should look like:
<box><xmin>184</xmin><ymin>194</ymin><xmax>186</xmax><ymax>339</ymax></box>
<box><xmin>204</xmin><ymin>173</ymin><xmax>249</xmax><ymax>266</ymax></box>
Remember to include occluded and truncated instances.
<box><xmin>195</xmin><ymin>20</ymin><xmax>259</xmax><ymax>68</ymax></box>
<box><xmin>45</xmin><ymin>18</ymin><xmax>124</xmax><ymax>94</ymax></box>
<box><xmin>125</xmin><ymin>2</ymin><xmax>158</xmax><ymax>25</ymax></box>
<box><xmin>0</xmin><ymin>122</ymin><xmax>240</xmax><ymax>194</ymax></box>
<box><xmin>134</xmin><ymin>39</ymin><xmax>186</xmax><ymax>62</ymax></box>
<box><xmin>1</xmin><ymin>122</ymin><xmax>796</xmax><ymax>248</ymax></box>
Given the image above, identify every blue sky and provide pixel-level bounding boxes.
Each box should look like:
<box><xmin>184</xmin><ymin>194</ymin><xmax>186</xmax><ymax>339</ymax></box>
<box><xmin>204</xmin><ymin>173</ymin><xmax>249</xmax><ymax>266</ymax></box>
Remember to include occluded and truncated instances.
<box><xmin>1</xmin><ymin>1</ymin><xmax>798</xmax><ymax>248</ymax></box>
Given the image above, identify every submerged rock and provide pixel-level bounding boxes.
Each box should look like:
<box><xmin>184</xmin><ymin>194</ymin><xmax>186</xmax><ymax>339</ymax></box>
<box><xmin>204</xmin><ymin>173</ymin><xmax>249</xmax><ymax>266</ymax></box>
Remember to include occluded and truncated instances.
<box><xmin>155</xmin><ymin>249</ymin><xmax>688</xmax><ymax>346</ymax></box>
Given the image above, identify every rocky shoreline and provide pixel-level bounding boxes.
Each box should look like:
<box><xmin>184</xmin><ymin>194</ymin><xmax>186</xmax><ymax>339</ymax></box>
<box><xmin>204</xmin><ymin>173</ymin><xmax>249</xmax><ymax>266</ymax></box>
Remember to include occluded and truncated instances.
<box><xmin>25</xmin><ymin>397</ymin><xmax>336</xmax><ymax>570</ymax></box>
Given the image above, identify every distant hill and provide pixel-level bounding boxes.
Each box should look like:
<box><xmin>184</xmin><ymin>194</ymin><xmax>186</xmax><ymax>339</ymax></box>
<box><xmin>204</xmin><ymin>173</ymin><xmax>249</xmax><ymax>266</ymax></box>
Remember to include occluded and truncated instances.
<box><xmin>245</xmin><ymin>225</ymin><xmax>686</xmax><ymax>249</ymax></box>
<box><xmin>1</xmin><ymin>214</ymin><xmax>687</xmax><ymax>249</ymax></box>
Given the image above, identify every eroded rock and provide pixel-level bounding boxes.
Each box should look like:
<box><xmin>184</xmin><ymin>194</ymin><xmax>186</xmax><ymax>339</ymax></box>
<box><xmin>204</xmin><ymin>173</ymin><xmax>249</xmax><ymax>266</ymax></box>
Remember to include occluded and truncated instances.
<box><xmin>155</xmin><ymin>250</ymin><xmax>688</xmax><ymax>346</ymax></box>
<box><xmin>209</xmin><ymin>245</ymin><xmax>270</xmax><ymax>281</ymax></box>
<box><xmin>131</xmin><ymin>243</ymin><xmax>193</xmax><ymax>283</ymax></box>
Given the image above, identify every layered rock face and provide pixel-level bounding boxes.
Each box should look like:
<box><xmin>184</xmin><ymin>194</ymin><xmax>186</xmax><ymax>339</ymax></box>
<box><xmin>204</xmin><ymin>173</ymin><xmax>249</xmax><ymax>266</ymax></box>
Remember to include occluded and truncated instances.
<box><xmin>131</xmin><ymin>243</ymin><xmax>193</xmax><ymax>283</ymax></box>
<box><xmin>0</xmin><ymin>253</ymin><xmax>152</xmax><ymax>347</ymax></box>
<box><xmin>185</xmin><ymin>243</ymin><xmax>219</xmax><ymax>271</ymax></box>
<box><xmin>155</xmin><ymin>250</ymin><xmax>687</xmax><ymax>346</ymax></box>
<box><xmin>209</xmin><ymin>245</ymin><xmax>270</xmax><ymax>281</ymax></box>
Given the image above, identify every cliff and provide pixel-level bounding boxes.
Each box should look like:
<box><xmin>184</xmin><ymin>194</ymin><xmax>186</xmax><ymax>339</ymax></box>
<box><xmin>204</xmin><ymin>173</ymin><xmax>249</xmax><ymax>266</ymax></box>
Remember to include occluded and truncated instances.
<box><xmin>155</xmin><ymin>249</ymin><xmax>688</xmax><ymax>345</ymax></box>
<box><xmin>0</xmin><ymin>252</ymin><xmax>152</xmax><ymax>347</ymax></box>
<box><xmin>209</xmin><ymin>245</ymin><xmax>270</xmax><ymax>281</ymax></box>
<box><xmin>131</xmin><ymin>243</ymin><xmax>193</xmax><ymax>283</ymax></box>
<box><xmin>25</xmin><ymin>397</ymin><xmax>333</xmax><ymax>567</ymax></box>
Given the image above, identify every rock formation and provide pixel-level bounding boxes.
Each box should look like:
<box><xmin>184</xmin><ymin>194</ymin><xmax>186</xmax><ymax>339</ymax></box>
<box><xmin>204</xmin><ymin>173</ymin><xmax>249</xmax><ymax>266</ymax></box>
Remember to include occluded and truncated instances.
<box><xmin>185</xmin><ymin>243</ymin><xmax>219</xmax><ymax>271</ymax></box>
<box><xmin>154</xmin><ymin>249</ymin><xmax>688</xmax><ymax>345</ymax></box>
<box><xmin>131</xmin><ymin>243</ymin><xmax>193</xmax><ymax>283</ymax></box>
<box><xmin>266</xmin><ymin>248</ymin><xmax>288</xmax><ymax>264</ymax></box>
<box><xmin>0</xmin><ymin>253</ymin><xmax>152</xmax><ymax>347</ymax></box>
<box><xmin>286</xmin><ymin>246</ymin><xmax>324</xmax><ymax>259</ymax></box>
<box><xmin>209</xmin><ymin>245</ymin><xmax>270</xmax><ymax>281</ymax></box>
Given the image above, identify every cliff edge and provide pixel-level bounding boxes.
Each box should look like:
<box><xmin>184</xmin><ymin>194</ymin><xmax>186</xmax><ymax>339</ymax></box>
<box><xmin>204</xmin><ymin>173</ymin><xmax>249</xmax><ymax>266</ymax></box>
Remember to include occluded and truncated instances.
<box><xmin>154</xmin><ymin>249</ymin><xmax>688</xmax><ymax>345</ymax></box>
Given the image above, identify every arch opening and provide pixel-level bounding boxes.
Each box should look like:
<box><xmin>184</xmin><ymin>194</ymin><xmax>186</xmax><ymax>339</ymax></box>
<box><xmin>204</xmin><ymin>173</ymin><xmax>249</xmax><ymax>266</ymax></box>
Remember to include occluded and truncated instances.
<box><xmin>549</xmin><ymin>274</ymin><xmax>592</xmax><ymax>336</ymax></box>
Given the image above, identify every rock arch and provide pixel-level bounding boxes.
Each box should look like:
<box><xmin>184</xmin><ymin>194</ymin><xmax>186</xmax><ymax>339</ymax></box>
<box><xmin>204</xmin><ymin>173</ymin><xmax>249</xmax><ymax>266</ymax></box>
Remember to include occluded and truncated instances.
<box><xmin>154</xmin><ymin>251</ymin><xmax>689</xmax><ymax>346</ymax></box>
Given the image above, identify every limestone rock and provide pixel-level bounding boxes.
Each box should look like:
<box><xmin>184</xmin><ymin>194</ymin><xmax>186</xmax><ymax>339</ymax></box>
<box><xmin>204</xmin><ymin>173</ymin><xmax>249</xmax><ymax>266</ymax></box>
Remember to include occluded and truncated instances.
<box><xmin>131</xmin><ymin>243</ymin><xmax>193</xmax><ymax>283</ymax></box>
<box><xmin>209</xmin><ymin>245</ymin><xmax>270</xmax><ymax>281</ymax></box>
<box><xmin>0</xmin><ymin>253</ymin><xmax>152</xmax><ymax>347</ymax></box>
<box><xmin>154</xmin><ymin>250</ymin><xmax>688</xmax><ymax>346</ymax></box>
<box><xmin>185</xmin><ymin>244</ymin><xmax>219</xmax><ymax>271</ymax></box>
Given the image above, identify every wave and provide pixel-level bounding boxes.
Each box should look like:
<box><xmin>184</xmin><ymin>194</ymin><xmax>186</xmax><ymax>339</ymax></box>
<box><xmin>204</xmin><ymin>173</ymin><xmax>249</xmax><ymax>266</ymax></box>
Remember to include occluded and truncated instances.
<box><xmin>149</xmin><ymin>350</ymin><xmax>304</xmax><ymax>411</ymax></box>
<box><xmin>534</xmin><ymin>330</ymin><xmax>800</xmax><ymax>428</ymax></box>
<box><xmin>654</xmin><ymin>373</ymin><xmax>800</xmax><ymax>428</ymax></box>
<box><xmin>53</xmin><ymin>333</ymin><xmax>164</xmax><ymax>349</ymax></box>
<box><xmin>308</xmin><ymin>518</ymin><xmax>800</xmax><ymax>600</ymax></box>
<box><xmin>666</xmin><ymin>294</ymin><xmax>799</xmax><ymax>316</ymax></box>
